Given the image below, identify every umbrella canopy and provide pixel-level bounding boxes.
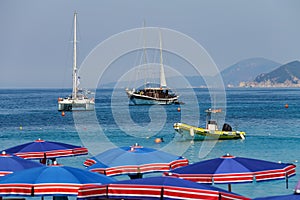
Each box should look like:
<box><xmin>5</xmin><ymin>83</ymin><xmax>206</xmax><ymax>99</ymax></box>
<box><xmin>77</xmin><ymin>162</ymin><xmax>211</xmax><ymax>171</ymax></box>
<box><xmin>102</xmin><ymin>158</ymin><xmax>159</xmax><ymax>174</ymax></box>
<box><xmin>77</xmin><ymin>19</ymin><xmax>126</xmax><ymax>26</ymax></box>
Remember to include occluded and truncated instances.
<box><xmin>254</xmin><ymin>194</ymin><xmax>300</xmax><ymax>200</ymax></box>
<box><xmin>0</xmin><ymin>164</ymin><xmax>116</xmax><ymax>197</ymax></box>
<box><xmin>254</xmin><ymin>179</ymin><xmax>300</xmax><ymax>199</ymax></box>
<box><xmin>166</xmin><ymin>154</ymin><xmax>296</xmax><ymax>191</ymax></box>
<box><xmin>4</xmin><ymin>138</ymin><xmax>88</xmax><ymax>160</ymax></box>
<box><xmin>84</xmin><ymin>145</ymin><xmax>188</xmax><ymax>178</ymax></box>
<box><xmin>0</xmin><ymin>151</ymin><xmax>43</xmax><ymax>176</ymax></box>
<box><xmin>295</xmin><ymin>179</ymin><xmax>300</xmax><ymax>193</ymax></box>
<box><xmin>77</xmin><ymin>176</ymin><xmax>250</xmax><ymax>200</ymax></box>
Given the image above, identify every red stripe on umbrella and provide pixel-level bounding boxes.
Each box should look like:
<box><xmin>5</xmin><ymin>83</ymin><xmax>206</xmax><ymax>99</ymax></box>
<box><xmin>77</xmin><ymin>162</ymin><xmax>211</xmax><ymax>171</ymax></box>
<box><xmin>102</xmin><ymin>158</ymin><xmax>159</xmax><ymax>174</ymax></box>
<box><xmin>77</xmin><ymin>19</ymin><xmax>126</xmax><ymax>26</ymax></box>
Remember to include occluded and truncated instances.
<box><xmin>15</xmin><ymin>148</ymin><xmax>88</xmax><ymax>159</ymax></box>
<box><xmin>33</xmin><ymin>183</ymin><xmax>81</xmax><ymax>195</ymax></box>
<box><xmin>0</xmin><ymin>184</ymin><xmax>32</xmax><ymax>196</ymax></box>
<box><xmin>161</xmin><ymin>186</ymin><xmax>220</xmax><ymax>199</ymax></box>
<box><xmin>0</xmin><ymin>172</ymin><xmax>12</xmax><ymax>176</ymax></box>
<box><xmin>170</xmin><ymin>159</ymin><xmax>189</xmax><ymax>169</ymax></box>
<box><xmin>77</xmin><ymin>185</ymin><xmax>107</xmax><ymax>199</ymax></box>
<box><xmin>5</xmin><ymin>139</ymin><xmax>88</xmax><ymax>160</ymax></box>
<box><xmin>255</xmin><ymin>165</ymin><xmax>296</xmax><ymax>181</ymax></box>
<box><xmin>91</xmin><ymin>163</ymin><xmax>180</xmax><ymax>176</ymax></box>
<box><xmin>83</xmin><ymin>159</ymin><xmax>97</xmax><ymax>167</ymax></box>
<box><xmin>78</xmin><ymin>178</ymin><xmax>250</xmax><ymax>200</ymax></box>
<box><xmin>107</xmin><ymin>185</ymin><xmax>162</xmax><ymax>198</ymax></box>
<box><xmin>213</xmin><ymin>172</ymin><xmax>254</xmax><ymax>183</ymax></box>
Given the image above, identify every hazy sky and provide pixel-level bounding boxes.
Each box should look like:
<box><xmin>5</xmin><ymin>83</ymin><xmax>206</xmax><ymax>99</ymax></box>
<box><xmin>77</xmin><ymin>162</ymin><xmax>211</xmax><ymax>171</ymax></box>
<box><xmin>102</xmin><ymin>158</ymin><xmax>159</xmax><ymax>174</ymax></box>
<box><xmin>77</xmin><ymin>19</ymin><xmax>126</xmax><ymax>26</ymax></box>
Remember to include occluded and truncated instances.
<box><xmin>1</xmin><ymin>0</ymin><xmax>300</xmax><ymax>88</ymax></box>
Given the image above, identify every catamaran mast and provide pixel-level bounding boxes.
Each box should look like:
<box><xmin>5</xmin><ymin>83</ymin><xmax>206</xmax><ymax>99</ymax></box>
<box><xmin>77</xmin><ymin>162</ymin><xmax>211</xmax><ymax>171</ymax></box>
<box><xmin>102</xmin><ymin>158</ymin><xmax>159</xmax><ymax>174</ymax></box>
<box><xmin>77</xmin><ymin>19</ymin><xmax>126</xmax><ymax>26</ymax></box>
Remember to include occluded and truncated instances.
<box><xmin>72</xmin><ymin>12</ymin><xmax>78</xmax><ymax>99</ymax></box>
<box><xmin>159</xmin><ymin>30</ymin><xmax>167</xmax><ymax>88</ymax></box>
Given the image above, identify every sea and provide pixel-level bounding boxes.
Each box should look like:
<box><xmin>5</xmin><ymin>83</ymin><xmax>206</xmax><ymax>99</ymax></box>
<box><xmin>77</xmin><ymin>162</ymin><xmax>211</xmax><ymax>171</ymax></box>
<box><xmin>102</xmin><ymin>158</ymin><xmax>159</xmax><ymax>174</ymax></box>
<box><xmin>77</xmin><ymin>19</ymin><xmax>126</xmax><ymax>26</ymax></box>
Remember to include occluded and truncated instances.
<box><xmin>0</xmin><ymin>87</ymin><xmax>300</xmax><ymax>199</ymax></box>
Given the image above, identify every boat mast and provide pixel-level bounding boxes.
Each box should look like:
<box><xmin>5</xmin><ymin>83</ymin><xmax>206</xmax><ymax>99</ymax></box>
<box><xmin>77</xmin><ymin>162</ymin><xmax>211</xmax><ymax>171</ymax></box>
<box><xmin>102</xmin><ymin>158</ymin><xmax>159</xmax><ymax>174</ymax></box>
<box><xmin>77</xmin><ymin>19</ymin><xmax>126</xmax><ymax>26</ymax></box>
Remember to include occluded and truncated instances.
<box><xmin>159</xmin><ymin>30</ymin><xmax>167</xmax><ymax>88</ymax></box>
<box><xmin>72</xmin><ymin>12</ymin><xmax>78</xmax><ymax>99</ymax></box>
<box><xmin>142</xmin><ymin>21</ymin><xmax>148</xmax><ymax>86</ymax></box>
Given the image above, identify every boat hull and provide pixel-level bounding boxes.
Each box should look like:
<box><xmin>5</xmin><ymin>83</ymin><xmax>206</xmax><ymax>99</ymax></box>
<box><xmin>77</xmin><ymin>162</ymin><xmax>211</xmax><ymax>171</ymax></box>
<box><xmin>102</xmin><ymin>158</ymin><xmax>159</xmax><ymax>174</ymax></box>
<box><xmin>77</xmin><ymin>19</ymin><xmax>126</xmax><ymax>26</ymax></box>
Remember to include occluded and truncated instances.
<box><xmin>126</xmin><ymin>91</ymin><xmax>179</xmax><ymax>105</ymax></box>
<box><xmin>173</xmin><ymin>123</ymin><xmax>246</xmax><ymax>140</ymax></box>
<box><xmin>58</xmin><ymin>98</ymin><xmax>95</xmax><ymax>111</ymax></box>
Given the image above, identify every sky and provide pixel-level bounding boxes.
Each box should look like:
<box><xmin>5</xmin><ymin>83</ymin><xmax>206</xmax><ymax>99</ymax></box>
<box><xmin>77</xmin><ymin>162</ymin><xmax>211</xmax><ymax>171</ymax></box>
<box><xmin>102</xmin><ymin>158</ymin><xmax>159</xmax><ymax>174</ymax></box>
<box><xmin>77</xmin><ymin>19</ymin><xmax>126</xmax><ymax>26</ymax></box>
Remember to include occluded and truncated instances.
<box><xmin>0</xmin><ymin>0</ymin><xmax>300</xmax><ymax>88</ymax></box>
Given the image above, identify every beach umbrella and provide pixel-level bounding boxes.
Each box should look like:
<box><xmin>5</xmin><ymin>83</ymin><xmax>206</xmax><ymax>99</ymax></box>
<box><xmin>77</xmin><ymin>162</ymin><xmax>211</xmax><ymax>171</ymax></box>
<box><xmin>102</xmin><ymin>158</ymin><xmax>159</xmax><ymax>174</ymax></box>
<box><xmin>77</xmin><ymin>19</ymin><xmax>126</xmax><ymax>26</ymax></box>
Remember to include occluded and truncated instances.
<box><xmin>295</xmin><ymin>180</ymin><xmax>300</xmax><ymax>193</ymax></box>
<box><xmin>0</xmin><ymin>163</ymin><xmax>116</xmax><ymax>197</ymax></box>
<box><xmin>0</xmin><ymin>151</ymin><xmax>43</xmax><ymax>176</ymax></box>
<box><xmin>254</xmin><ymin>179</ymin><xmax>300</xmax><ymax>199</ymax></box>
<box><xmin>3</xmin><ymin>138</ymin><xmax>88</xmax><ymax>163</ymax></box>
<box><xmin>166</xmin><ymin>154</ymin><xmax>296</xmax><ymax>192</ymax></box>
<box><xmin>77</xmin><ymin>176</ymin><xmax>250</xmax><ymax>200</ymax></box>
<box><xmin>254</xmin><ymin>194</ymin><xmax>300</xmax><ymax>199</ymax></box>
<box><xmin>84</xmin><ymin>144</ymin><xmax>188</xmax><ymax>179</ymax></box>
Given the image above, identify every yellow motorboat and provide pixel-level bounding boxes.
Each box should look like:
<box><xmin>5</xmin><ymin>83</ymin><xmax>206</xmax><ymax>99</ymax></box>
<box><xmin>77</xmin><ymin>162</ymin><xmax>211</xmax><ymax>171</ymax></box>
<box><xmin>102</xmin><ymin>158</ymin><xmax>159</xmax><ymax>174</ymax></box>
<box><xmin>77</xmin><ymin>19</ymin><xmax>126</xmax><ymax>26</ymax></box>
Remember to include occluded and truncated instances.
<box><xmin>173</xmin><ymin>108</ymin><xmax>246</xmax><ymax>140</ymax></box>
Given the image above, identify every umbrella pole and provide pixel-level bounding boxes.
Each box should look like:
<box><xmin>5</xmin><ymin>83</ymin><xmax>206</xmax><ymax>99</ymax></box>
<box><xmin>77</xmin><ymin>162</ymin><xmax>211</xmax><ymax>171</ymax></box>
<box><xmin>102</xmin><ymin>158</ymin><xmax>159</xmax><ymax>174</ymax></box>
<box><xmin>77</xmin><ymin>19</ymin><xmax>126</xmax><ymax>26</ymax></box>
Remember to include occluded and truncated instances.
<box><xmin>40</xmin><ymin>153</ymin><xmax>47</xmax><ymax>165</ymax></box>
<box><xmin>228</xmin><ymin>184</ymin><xmax>231</xmax><ymax>192</ymax></box>
<box><xmin>286</xmin><ymin>174</ymin><xmax>288</xmax><ymax>189</ymax></box>
<box><xmin>160</xmin><ymin>187</ymin><xmax>164</xmax><ymax>200</ymax></box>
<box><xmin>106</xmin><ymin>184</ymin><xmax>109</xmax><ymax>199</ymax></box>
<box><xmin>31</xmin><ymin>186</ymin><xmax>34</xmax><ymax>196</ymax></box>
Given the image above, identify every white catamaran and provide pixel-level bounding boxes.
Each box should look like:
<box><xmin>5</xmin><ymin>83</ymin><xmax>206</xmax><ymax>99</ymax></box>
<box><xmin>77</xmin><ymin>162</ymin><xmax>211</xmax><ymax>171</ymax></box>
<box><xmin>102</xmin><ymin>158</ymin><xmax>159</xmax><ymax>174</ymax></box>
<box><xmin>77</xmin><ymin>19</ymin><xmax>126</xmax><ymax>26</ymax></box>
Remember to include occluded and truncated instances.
<box><xmin>125</xmin><ymin>31</ymin><xmax>179</xmax><ymax>105</ymax></box>
<box><xmin>58</xmin><ymin>12</ymin><xmax>95</xmax><ymax>111</ymax></box>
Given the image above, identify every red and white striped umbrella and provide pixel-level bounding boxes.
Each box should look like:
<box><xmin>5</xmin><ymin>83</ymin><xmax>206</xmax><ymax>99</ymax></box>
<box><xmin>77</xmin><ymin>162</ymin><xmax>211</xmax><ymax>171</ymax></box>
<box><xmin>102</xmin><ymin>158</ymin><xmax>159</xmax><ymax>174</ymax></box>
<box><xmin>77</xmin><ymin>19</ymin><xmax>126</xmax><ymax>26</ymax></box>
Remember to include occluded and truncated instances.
<box><xmin>4</xmin><ymin>139</ymin><xmax>88</xmax><ymax>161</ymax></box>
<box><xmin>165</xmin><ymin>154</ymin><xmax>296</xmax><ymax>191</ymax></box>
<box><xmin>0</xmin><ymin>151</ymin><xmax>42</xmax><ymax>176</ymax></box>
<box><xmin>77</xmin><ymin>176</ymin><xmax>250</xmax><ymax>200</ymax></box>
<box><xmin>0</xmin><ymin>164</ymin><xmax>115</xmax><ymax>197</ymax></box>
<box><xmin>84</xmin><ymin>145</ymin><xmax>188</xmax><ymax>178</ymax></box>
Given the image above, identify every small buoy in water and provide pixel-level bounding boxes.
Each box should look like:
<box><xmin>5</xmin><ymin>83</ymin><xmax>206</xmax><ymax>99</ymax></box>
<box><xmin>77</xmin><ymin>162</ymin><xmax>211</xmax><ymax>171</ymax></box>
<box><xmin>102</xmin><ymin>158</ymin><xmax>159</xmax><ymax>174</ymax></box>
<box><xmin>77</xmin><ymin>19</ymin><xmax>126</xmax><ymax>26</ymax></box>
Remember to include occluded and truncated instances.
<box><xmin>19</xmin><ymin>126</ymin><xmax>23</xmax><ymax>130</ymax></box>
<box><xmin>61</xmin><ymin>111</ymin><xmax>65</xmax><ymax>117</ymax></box>
<box><xmin>155</xmin><ymin>138</ymin><xmax>164</xmax><ymax>143</ymax></box>
<box><xmin>177</xmin><ymin>107</ymin><xmax>181</xmax><ymax>112</ymax></box>
<box><xmin>285</xmin><ymin>104</ymin><xmax>289</xmax><ymax>108</ymax></box>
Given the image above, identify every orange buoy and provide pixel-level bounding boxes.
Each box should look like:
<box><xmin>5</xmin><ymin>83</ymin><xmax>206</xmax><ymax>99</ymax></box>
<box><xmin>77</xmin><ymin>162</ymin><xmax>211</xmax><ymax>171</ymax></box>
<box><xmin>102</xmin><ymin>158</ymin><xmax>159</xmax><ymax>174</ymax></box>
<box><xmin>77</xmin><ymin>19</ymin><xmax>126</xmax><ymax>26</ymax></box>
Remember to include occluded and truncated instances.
<box><xmin>155</xmin><ymin>138</ymin><xmax>161</xmax><ymax>143</ymax></box>
<box><xmin>155</xmin><ymin>138</ymin><xmax>164</xmax><ymax>143</ymax></box>
<box><xmin>285</xmin><ymin>104</ymin><xmax>289</xmax><ymax>108</ymax></box>
<box><xmin>155</xmin><ymin>138</ymin><xmax>162</xmax><ymax>143</ymax></box>
<box><xmin>61</xmin><ymin>111</ymin><xmax>65</xmax><ymax>116</ymax></box>
<box><xmin>177</xmin><ymin>107</ymin><xmax>181</xmax><ymax>112</ymax></box>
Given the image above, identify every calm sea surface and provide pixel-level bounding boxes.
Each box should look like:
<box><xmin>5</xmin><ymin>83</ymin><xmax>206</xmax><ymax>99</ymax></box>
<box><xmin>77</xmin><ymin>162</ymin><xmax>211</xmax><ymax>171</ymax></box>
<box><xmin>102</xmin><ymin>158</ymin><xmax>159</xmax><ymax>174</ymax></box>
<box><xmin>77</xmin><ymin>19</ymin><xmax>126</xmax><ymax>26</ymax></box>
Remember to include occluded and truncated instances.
<box><xmin>0</xmin><ymin>88</ymin><xmax>300</xmax><ymax>199</ymax></box>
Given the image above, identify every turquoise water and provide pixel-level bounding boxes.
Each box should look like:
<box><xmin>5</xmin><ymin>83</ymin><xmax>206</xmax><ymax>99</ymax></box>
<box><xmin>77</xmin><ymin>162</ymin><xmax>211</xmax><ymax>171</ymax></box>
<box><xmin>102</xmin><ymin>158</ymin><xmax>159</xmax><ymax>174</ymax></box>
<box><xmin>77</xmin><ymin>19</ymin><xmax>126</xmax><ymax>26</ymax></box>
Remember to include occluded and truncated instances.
<box><xmin>0</xmin><ymin>88</ymin><xmax>300</xmax><ymax>199</ymax></box>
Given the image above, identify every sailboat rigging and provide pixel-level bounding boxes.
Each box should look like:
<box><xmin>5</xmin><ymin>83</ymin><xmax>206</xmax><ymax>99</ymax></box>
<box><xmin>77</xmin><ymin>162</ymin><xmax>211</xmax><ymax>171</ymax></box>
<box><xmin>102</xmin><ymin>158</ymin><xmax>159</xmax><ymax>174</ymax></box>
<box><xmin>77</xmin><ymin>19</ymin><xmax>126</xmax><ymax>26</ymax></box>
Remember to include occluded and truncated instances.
<box><xmin>125</xmin><ymin>30</ymin><xmax>179</xmax><ymax>105</ymax></box>
<box><xmin>58</xmin><ymin>12</ymin><xmax>95</xmax><ymax>111</ymax></box>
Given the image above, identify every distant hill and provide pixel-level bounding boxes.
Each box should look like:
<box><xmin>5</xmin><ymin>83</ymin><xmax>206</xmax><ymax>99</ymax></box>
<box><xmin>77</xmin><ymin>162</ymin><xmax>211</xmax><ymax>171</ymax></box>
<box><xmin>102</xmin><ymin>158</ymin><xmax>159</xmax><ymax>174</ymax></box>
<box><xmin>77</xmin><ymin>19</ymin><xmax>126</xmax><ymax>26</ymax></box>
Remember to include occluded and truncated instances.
<box><xmin>220</xmin><ymin>57</ymin><xmax>281</xmax><ymax>87</ymax></box>
<box><xmin>254</xmin><ymin>60</ymin><xmax>300</xmax><ymax>84</ymax></box>
<box><xmin>100</xmin><ymin>57</ymin><xmax>284</xmax><ymax>88</ymax></box>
